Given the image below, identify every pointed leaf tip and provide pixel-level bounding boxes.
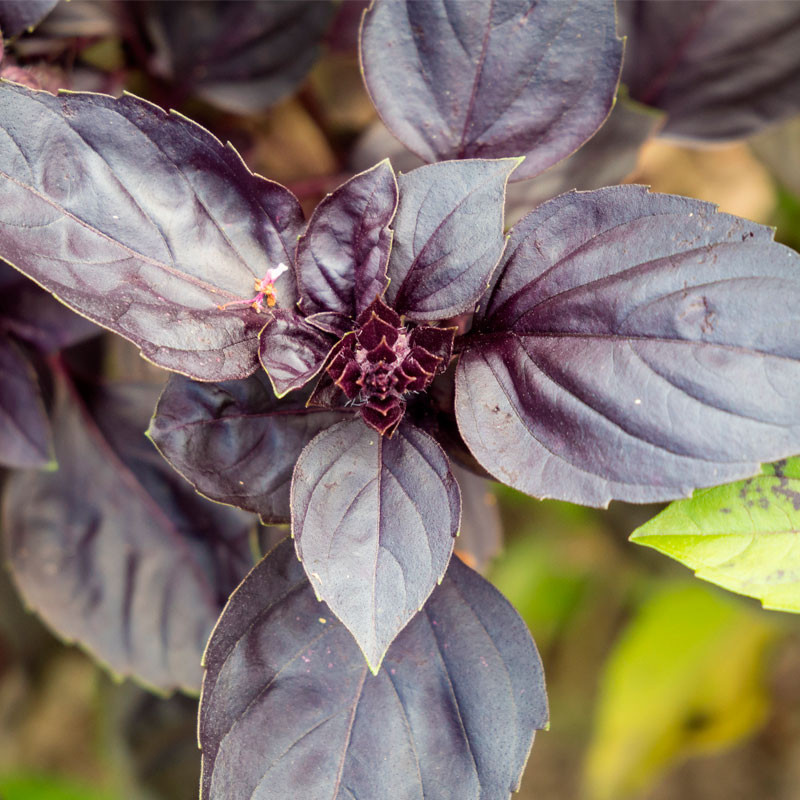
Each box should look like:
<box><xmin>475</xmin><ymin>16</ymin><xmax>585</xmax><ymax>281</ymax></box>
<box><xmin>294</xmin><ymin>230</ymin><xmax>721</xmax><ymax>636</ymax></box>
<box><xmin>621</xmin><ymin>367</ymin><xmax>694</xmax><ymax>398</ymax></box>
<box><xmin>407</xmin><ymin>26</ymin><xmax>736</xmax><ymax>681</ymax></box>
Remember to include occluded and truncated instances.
<box><xmin>291</xmin><ymin>418</ymin><xmax>460</xmax><ymax>668</ymax></box>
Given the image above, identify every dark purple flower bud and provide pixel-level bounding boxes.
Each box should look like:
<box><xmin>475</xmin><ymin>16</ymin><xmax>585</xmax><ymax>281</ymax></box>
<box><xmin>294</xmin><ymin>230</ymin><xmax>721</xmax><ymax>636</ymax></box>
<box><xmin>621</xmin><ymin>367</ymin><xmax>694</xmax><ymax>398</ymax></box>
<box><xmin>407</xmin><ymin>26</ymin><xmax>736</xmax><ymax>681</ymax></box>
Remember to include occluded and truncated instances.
<box><xmin>408</xmin><ymin>325</ymin><xmax>457</xmax><ymax>363</ymax></box>
<box><xmin>356</xmin><ymin>299</ymin><xmax>402</xmax><ymax>329</ymax></box>
<box><xmin>317</xmin><ymin>298</ymin><xmax>455</xmax><ymax>436</ymax></box>
<box><xmin>358</xmin><ymin>315</ymin><xmax>400</xmax><ymax>351</ymax></box>
<box><xmin>362</xmin><ymin>403</ymin><xmax>406</xmax><ymax>437</ymax></box>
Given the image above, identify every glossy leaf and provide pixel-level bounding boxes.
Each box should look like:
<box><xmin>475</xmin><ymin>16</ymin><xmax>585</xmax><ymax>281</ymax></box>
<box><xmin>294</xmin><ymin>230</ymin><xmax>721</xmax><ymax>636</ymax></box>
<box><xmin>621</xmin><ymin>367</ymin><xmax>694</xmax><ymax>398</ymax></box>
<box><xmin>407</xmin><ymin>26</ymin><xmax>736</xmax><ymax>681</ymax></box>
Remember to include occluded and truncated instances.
<box><xmin>352</xmin><ymin>100</ymin><xmax>663</xmax><ymax>229</ymax></box>
<box><xmin>620</xmin><ymin>0</ymin><xmax>800</xmax><ymax>141</ymax></box>
<box><xmin>199</xmin><ymin>538</ymin><xmax>547</xmax><ymax>800</ymax></box>
<box><xmin>457</xmin><ymin>186</ymin><xmax>800</xmax><ymax>506</ymax></box>
<box><xmin>149</xmin><ymin>371</ymin><xmax>349</xmax><ymax>525</ymax></box>
<box><xmin>258</xmin><ymin>310</ymin><xmax>336</xmax><ymax>397</ymax></box>
<box><xmin>0</xmin><ymin>83</ymin><xmax>304</xmax><ymax>381</ymax></box>
<box><xmin>386</xmin><ymin>159</ymin><xmax>517</xmax><ymax>320</ymax></box>
<box><xmin>305</xmin><ymin>310</ymin><xmax>355</xmax><ymax>338</ymax></box>
<box><xmin>0</xmin><ymin>0</ymin><xmax>59</xmax><ymax>37</ymax></box>
<box><xmin>631</xmin><ymin>459</ymin><xmax>800</xmax><ymax>612</ymax></box>
<box><xmin>0</xmin><ymin>332</ymin><xmax>52</xmax><ymax>468</ymax></box>
<box><xmin>3</xmin><ymin>373</ymin><xmax>254</xmax><ymax>692</ymax></box>
<box><xmin>584</xmin><ymin>583</ymin><xmax>775</xmax><ymax>800</ymax></box>
<box><xmin>291</xmin><ymin>417</ymin><xmax>460</xmax><ymax>670</ymax></box>
<box><xmin>296</xmin><ymin>159</ymin><xmax>397</xmax><ymax>318</ymax></box>
<box><xmin>140</xmin><ymin>0</ymin><xmax>334</xmax><ymax>114</ymax></box>
<box><xmin>360</xmin><ymin>0</ymin><xmax>622</xmax><ymax>180</ymax></box>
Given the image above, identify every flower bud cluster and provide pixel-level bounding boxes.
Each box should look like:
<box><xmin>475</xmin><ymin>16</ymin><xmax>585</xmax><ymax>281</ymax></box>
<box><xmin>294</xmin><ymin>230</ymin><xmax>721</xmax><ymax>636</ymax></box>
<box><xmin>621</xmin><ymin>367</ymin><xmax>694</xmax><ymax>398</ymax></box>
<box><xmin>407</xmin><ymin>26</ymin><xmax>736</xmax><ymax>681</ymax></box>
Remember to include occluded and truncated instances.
<box><xmin>326</xmin><ymin>299</ymin><xmax>455</xmax><ymax>436</ymax></box>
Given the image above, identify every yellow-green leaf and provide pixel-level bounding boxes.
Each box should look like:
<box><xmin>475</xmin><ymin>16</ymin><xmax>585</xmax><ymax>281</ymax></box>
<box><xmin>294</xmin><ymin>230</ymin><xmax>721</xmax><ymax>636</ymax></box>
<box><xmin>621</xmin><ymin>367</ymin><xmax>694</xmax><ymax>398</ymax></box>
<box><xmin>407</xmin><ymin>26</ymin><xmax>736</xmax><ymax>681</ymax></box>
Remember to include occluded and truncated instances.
<box><xmin>630</xmin><ymin>459</ymin><xmax>800</xmax><ymax>611</ymax></box>
<box><xmin>0</xmin><ymin>773</ymin><xmax>115</xmax><ymax>800</ymax></box>
<box><xmin>584</xmin><ymin>582</ymin><xmax>777</xmax><ymax>800</ymax></box>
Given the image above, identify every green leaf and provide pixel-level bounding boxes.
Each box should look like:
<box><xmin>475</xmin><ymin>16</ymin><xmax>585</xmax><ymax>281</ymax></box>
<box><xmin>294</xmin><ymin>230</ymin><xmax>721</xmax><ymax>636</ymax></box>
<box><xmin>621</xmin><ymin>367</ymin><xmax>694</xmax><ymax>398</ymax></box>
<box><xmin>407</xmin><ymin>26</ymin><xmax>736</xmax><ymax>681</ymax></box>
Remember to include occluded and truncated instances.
<box><xmin>630</xmin><ymin>458</ymin><xmax>800</xmax><ymax>612</ymax></box>
<box><xmin>584</xmin><ymin>582</ymin><xmax>777</xmax><ymax>800</ymax></box>
<box><xmin>0</xmin><ymin>773</ymin><xmax>116</xmax><ymax>800</ymax></box>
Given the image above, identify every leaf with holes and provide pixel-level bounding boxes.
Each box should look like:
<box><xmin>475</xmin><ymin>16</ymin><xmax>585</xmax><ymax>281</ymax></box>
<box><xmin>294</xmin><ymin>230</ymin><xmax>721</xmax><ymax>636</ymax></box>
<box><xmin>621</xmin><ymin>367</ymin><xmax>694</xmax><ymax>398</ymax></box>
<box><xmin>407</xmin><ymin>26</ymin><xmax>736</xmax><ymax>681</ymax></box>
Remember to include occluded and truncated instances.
<box><xmin>0</xmin><ymin>83</ymin><xmax>304</xmax><ymax>380</ymax></box>
<box><xmin>199</xmin><ymin>537</ymin><xmax>548</xmax><ymax>800</ymax></box>
<box><xmin>457</xmin><ymin>185</ymin><xmax>800</xmax><ymax>506</ymax></box>
<box><xmin>360</xmin><ymin>0</ymin><xmax>622</xmax><ymax>180</ymax></box>
<box><xmin>291</xmin><ymin>417</ymin><xmax>460</xmax><ymax>671</ymax></box>
<box><xmin>631</xmin><ymin>459</ymin><xmax>800</xmax><ymax>612</ymax></box>
<box><xmin>385</xmin><ymin>159</ymin><xmax>518</xmax><ymax>320</ymax></box>
<box><xmin>619</xmin><ymin>0</ymin><xmax>800</xmax><ymax>141</ymax></box>
<box><xmin>3</xmin><ymin>372</ymin><xmax>254</xmax><ymax>692</ymax></box>
<box><xmin>148</xmin><ymin>371</ymin><xmax>349</xmax><ymax>525</ymax></box>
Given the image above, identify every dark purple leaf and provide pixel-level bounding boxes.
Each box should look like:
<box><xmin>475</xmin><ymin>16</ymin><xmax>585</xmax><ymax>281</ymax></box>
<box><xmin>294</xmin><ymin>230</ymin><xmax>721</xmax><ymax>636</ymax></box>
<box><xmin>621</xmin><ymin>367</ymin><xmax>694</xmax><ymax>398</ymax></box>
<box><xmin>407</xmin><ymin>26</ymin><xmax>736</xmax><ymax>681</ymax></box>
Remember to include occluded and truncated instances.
<box><xmin>305</xmin><ymin>310</ymin><xmax>355</xmax><ymax>337</ymax></box>
<box><xmin>0</xmin><ymin>261</ymin><xmax>99</xmax><ymax>353</ymax></box>
<box><xmin>296</xmin><ymin>160</ymin><xmax>398</xmax><ymax>318</ymax></box>
<box><xmin>325</xmin><ymin>0</ymin><xmax>370</xmax><ymax>53</ymax></box>
<box><xmin>0</xmin><ymin>0</ymin><xmax>59</xmax><ymax>38</ymax></box>
<box><xmin>452</xmin><ymin>464</ymin><xmax>502</xmax><ymax>572</ymax></box>
<box><xmin>0</xmin><ymin>83</ymin><xmax>304</xmax><ymax>381</ymax></box>
<box><xmin>2</xmin><ymin>372</ymin><xmax>254</xmax><ymax>692</ymax></box>
<box><xmin>258</xmin><ymin>310</ymin><xmax>337</xmax><ymax>397</ymax></box>
<box><xmin>149</xmin><ymin>371</ymin><xmax>349</xmax><ymax>525</ymax></box>
<box><xmin>355</xmin><ymin>100</ymin><xmax>664</xmax><ymax>229</ymax></box>
<box><xmin>291</xmin><ymin>417</ymin><xmax>460</xmax><ymax>670</ymax></box>
<box><xmin>360</xmin><ymin>0</ymin><xmax>622</xmax><ymax>180</ymax></box>
<box><xmin>458</xmin><ymin>185</ymin><xmax>800</xmax><ymax>506</ymax></box>
<box><xmin>620</xmin><ymin>0</ymin><xmax>800</xmax><ymax>141</ymax></box>
<box><xmin>199</xmin><ymin>538</ymin><xmax>547</xmax><ymax>800</ymax></box>
<box><xmin>139</xmin><ymin>0</ymin><xmax>334</xmax><ymax>114</ymax></box>
<box><xmin>0</xmin><ymin>332</ymin><xmax>52</xmax><ymax>468</ymax></box>
<box><xmin>386</xmin><ymin>159</ymin><xmax>517</xmax><ymax>320</ymax></box>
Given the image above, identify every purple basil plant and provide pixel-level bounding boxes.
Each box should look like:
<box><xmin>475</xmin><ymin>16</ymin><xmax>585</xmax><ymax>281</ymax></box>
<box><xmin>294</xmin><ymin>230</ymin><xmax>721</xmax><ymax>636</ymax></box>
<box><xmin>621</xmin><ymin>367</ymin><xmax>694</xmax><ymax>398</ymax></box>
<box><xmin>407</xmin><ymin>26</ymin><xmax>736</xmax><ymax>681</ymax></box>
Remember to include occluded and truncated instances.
<box><xmin>2</xmin><ymin>0</ymin><xmax>800</xmax><ymax>797</ymax></box>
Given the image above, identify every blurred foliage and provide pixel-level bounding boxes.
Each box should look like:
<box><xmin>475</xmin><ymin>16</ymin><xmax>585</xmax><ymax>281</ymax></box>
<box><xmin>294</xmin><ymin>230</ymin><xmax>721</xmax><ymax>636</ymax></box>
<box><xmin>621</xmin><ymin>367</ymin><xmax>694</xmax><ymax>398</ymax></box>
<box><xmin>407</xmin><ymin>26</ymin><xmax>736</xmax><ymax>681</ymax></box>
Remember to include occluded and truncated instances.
<box><xmin>630</xmin><ymin>139</ymin><xmax>775</xmax><ymax>223</ymax></box>
<box><xmin>773</xmin><ymin>186</ymin><xmax>800</xmax><ymax>253</ymax></box>
<box><xmin>0</xmin><ymin>774</ymin><xmax>115</xmax><ymax>800</ymax></box>
<box><xmin>489</xmin><ymin>491</ymin><xmax>625</xmax><ymax>655</ymax></box>
<box><xmin>584</xmin><ymin>582</ymin><xmax>777</xmax><ymax>800</ymax></box>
